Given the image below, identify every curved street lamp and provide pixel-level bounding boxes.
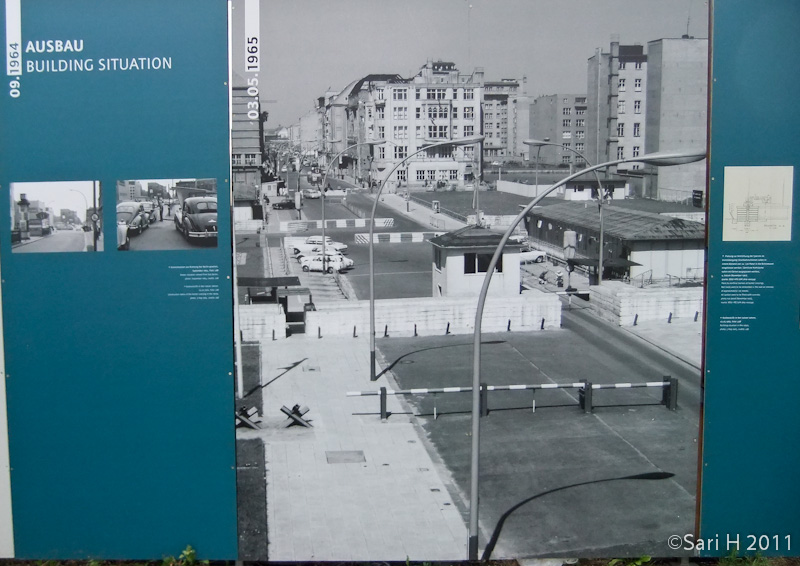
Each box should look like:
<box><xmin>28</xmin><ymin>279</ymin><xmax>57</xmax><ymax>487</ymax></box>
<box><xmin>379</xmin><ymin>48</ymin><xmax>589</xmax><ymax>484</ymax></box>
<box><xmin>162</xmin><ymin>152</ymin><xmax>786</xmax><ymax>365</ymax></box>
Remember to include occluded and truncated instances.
<box><xmin>319</xmin><ymin>140</ymin><xmax>381</xmax><ymax>271</ymax></box>
<box><xmin>368</xmin><ymin>134</ymin><xmax>485</xmax><ymax>381</ymax></box>
<box><xmin>524</xmin><ymin>138</ymin><xmax>607</xmax><ymax>282</ymax></box>
<box><xmin>465</xmin><ymin>148</ymin><xmax>706</xmax><ymax>560</ymax></box>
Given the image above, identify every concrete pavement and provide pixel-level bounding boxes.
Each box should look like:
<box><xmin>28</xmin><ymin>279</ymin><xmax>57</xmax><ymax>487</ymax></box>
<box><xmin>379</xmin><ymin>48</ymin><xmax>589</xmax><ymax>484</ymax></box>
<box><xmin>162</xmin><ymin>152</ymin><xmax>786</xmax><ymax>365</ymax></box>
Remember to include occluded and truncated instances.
<box><xmin>237</xmin><ymin>336</ymin><xmax>468</xmax><ymax>561</ymax></box>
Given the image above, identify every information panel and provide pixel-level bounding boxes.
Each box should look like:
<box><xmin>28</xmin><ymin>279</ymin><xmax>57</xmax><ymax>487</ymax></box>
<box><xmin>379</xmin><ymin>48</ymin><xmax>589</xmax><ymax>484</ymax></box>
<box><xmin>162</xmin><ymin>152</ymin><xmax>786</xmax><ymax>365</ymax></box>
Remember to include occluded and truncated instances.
<box><xmin>0</xmin><ymin>0</ymin><xmax>237</xmax><ymax>558</ymax></box>
<box><xmin>701</xmin><ymin>0</ymin><xmax>800</xmax><ymax>556</ymax></box>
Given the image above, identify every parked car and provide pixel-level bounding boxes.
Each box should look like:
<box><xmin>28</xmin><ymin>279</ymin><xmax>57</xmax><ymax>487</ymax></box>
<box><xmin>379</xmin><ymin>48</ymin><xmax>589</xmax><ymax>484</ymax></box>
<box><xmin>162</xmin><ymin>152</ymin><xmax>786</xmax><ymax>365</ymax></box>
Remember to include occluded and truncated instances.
<box><xmin>175</xmin><ymin>196</ymin><xmax>218</xmax><ymax>242</ymax></box>
<box><xmin>295</xmin><ymin>249</ymin><xmax>353</xmax><ymax>268</ymax></box>
<box><xmin>519</xmin><ymin>246</ymin><xmax>547</xmax><ymax>263</ymax></box>
<box><xmin>116</xmin><ymin>201</ymin><xmax>149</xmax><ymax>237</ymax></box>
<box><xmin>300</xmin><ymin>254</ymin><xmax>350</xmax><ymax>274</ymax></box>
<box><xmin>302</xmin><ymin>188</ymin><xmax>322</xmax><ymax>199</ymax></box>
<box><xmin>272</xmin><ymin>199</ymin><xmax>296</xmax><ymax>210</ymax></box>
<box><xmin>305</xmin><ymin>235</ymin><xmax>347</xmax><ymax>252</ymax></box>
<box><xmin>139</xmin><ymin>201</ymin><xmax>158</xmax><ymax>224</ymax></box>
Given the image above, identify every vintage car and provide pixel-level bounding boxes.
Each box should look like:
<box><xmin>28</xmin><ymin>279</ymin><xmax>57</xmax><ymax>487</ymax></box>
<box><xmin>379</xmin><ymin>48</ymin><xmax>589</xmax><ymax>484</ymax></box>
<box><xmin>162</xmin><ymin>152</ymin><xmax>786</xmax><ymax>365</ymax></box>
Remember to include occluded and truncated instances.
<box><xmin>295</xmin><ymin>249</ymin><xmax>353</xmax><ymax>269</ymax></box>
<box><xmin>116</xmin><ymin>201</ymin><xmax>149</xmax><ymax>239</ymax></box>
<box><xmin>292</xmin><ymin>236</ymin><xmax>347</xmax><ymax>256</ymax></box>
<box><xmin>139</xmin><ymin>201</ymin><xmax>159</xmax><ymax>224</ymax></box>
<box><xmin>301</xmin><ymin>188</ymin><xmax>321</xmax><ymax>199</ymax></box>
<box><xmin>272</xmin><ymin>199</ymin><xmax>296</xmax><ymax>210</ymax></box>
<box><xmin>175</xmin><ymin>196</ymin><xmax>218</xmax><ymax>241</ymax></box>
<box><xmin>299</xmin><ymin>254</ymin><xmax>350</xmax><ymax>274</ymax></box>
<box><xmin>519</xmin><ymin>246</ymin><xmax>547</xmax><ymax>263</ymax></box>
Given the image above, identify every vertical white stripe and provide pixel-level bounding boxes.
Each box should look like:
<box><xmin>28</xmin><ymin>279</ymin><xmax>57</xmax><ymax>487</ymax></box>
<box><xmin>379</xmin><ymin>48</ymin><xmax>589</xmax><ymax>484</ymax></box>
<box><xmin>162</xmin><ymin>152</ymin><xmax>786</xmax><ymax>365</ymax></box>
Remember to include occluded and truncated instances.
<box><xmin>5</xmin><ymin>0</ymin><xmax>22</xmax><ymax>76</ymax></box>
<box><xmin>0</xmin><ymin>260</ymin><xmax>15</xmax><ymax>557</ymax></box>
<box><xmin>243</xmin><ymin>0</ymin><xmax>259</xmax><ymax>72</ymax></box>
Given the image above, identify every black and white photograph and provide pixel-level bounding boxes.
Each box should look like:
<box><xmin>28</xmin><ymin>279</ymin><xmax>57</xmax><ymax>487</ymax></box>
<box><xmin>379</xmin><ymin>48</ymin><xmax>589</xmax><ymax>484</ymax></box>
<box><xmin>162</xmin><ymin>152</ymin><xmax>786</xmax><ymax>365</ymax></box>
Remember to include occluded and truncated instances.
<box><xmin>115</xmin><ymin>178</ymin><xmax>218</xmax><ymax>251</ymax></box>
<box><xmin>231</xmin><ymin>0</ymin><xmax>709</xmax><ymax>561</ymax></box>
<box><xmin>10</xmin><ymin>180</ymin><xmax>104</xmax><ymax>253</ymax></box>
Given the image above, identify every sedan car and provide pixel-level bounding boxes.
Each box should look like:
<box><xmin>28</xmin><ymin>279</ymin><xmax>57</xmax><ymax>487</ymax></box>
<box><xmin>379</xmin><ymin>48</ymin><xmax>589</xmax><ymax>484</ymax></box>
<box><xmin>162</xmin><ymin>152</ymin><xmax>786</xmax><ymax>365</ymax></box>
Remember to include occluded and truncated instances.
<box><xmin>175</xmin><ymin>196</ymin><xmax>218</xmax><ymax>242</ymax></box>
<box><xmin>301</xmin><ymin>188</ymin><xmax>321</xmax><ymax>199</ymax></box>
<box><xmin>272</xmin><ymin>199</ymin><xmax>296</xmax><ymax>210</ymax></box>
<box><xmin>116</xmin><ymin>201</ymin><xmax>149</xmax><ymax>238</ymax></box>
<box><xmin>519</xmin><ymin>247</ymin><xmax>547</xmax><ymax>263</ymax></box>
<box><xmin>304</xmin><ymin>235</ymin><xmax>347</xmax><ymax>252</ymax></box>
<box><xmin>295</xmin><ymin>249</ymin><xmax>353</xmax><ymax>268</ymax></box>
<box><xmin>300</xmin><ymin>255</ymin><xmax>350</xmax><ymax>274</ymax></box>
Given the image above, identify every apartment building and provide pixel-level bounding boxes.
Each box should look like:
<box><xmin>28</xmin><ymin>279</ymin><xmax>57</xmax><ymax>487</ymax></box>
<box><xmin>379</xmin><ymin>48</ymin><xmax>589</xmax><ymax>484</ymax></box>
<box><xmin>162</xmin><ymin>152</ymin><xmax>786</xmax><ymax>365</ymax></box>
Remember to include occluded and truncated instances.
<box><xmin>483</xmin><ymin>78</ymin><xmax>531</xmax><ymax>162</ymax></box>
<box><xmin>529</xmin><ymin>94</ymin><xmax>589</xmax><ymax>167</ymax></box>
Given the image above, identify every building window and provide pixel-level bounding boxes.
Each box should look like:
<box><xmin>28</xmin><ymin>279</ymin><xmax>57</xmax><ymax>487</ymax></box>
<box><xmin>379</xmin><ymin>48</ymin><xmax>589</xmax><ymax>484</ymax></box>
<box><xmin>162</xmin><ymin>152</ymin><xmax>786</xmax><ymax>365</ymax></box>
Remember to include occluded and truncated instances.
<box><xmin>619</xmin><ymin>78</ymin><xmax>626</xmax><ymax>91</ymax></box>
<box><xmin>393</xmin><ymin>126</ymin><xmax>408</xmax><ymax>139</ymax></box>
<box><xmin>392</xmin><ymin>88</ymin><xmax>407</xmax><ymax>100</ymax></box>
<box><xmin>453</xmin><ymin>89</ymin><xmax>458</xmax><ymax>100</ymax></box>
<box><xmin>634</xmin><ymin>78</ymin><xmax>642</xmax><ymax>91</ymax></box>
<box><xmin>576</xmin><ymin>108</ymin><xmax>585</xmax><ymax>115</ymax></box>
<box><xmin>427</xmin><ymin>106</ymin><xmax>449</xmax><ymax>119</ymax></box>
<box><xmin>575</xmin><ymin>97</ymin><xmax>587</xmax><ymax>104</ymax></box>
<box><xmin>616</xmin><ymin>123</ymin><xmax>624</xmax><ymax>137</ymax></box>
<box><xmin>575</xmin><ymin>130</ymin><xmax>585</xmax><ymax>139</ymax></box>
<box><xmin>562</xmin><ymin>131</ymin><xmax>572</xmax><ymax>140</ymax></box>
<box><xmin>417</xmin><ymin>170</ymin><xmax>426</xmax><ymax>181</ymax></box>
<box><xmin>562</xmin><ymin>119</ymin><xmax>571</xmax><ymax>127</ymax></box>
<box><xmin>452</xmin><ymin>107</ymin><xmax>458</xmax><ymax>119</ymax></box>
<box><xmin>416</xmin><ymin>107</ymin><xmax>422</xmax><ymax>118</ymax></box>
<box><xmin>394</xmin><ymin>146</ymin><xmax>407</xmax><ymax>159</ymax></box>
<box><xmin>633</xmin><ymin>146</ymin><xmax>640</xmax><ymax>157</ymax></box>
<box><xmin>618</xmin><ymin>100</ymin><xmax>626</xmax><ymax>114</ymax></box>
<box><xmin>633</xmin><ymin>123</ymin><xmax>641</xmax><ymax>137</ymax></box>
<box><xmin>576</xmin><ymin>119</ymin><xmax>585</xmax><ymax>127</ymax></box>
<box><xmin>452</xmin><ymin>125</ymin><xmax>458</xmax><ymax>136</ymax></box>
<box><xmin>427</xmin><ymin>88</ymin><xmax>447</xmax><ymax>100</ymax></box>
<box><xmin>464</xmin><ymin>107</ymin><xmax>474</xmax><ymax>119</ymax></box>
<box><xmin>563</xmin><ymin>97</ymin><xmax>568</xmax><ymax>104</ymax></box>
<box><xmin>367</xmin><ymin>107</ymin><xmax>373</xmax><ymax>118</ymax></box>
<box><xmin>416</xmin><ymin>88</ymin><xmax>421</xmax><ymax>100</ymax></box>
<box><xmin>464</xmin><ymin>252</ymin><xmax>502</xmax><ymax>274</ymax></box>
<box><xmin>617</xmin><ymin>146</ymin><xmax>624</xmax><ymax>159</ymax></box>
<box><xmin>427</xmin><ymin>125</ymin><xmax>449</xmax><ymax>139</ymax></box>
<box><xmin>487</xmin><ymin>132</ymin><xmax>493</xmax><ymax>138</ymax></box>
<box><xmin>485</xmin><ymin>112</ymin><xmax>493</xmax><ymax>119</ymax></box>
<box><xmin>449</xmin><ymin>169</ymin><xmax>458</xmax><ymax>180</ymax></box>
<box><xmin>397</xmin><ymin>169</ymin><xmax>407</xmax><ymax>182</ymax></box>
<box><xmin>378</xmin><ymin>146</ymin><xmax>385</xmax><ymax>159</ymax></box>
<box><xmin>427</xmin><ymin>170</ymin><xmax>436</xmax><ymax>181</ymax></box>
<box><xmin>562</xmin><ymin>107</ymin><xmax>572</xmax><ymax>115</ymax></box>
<box><xmin>464</xmin><ymin>88</ymin><xmax>474</xmax><ymax>100</ymax></box>
<box><xmin>634</xmin><ymin>100</ymin><xmax>641</xmax><ymax>114</ymax></box>
<box><xmin>376</xmin><ymin>88</ymin><xmax>384</xmax><ymax>100</ymax></box>
<box><xmin>635</xmin><ymin>61</ymin><xmax>643</xmax><ymax>70</ymax></box>
<box><xmin>575</xmin><ymin>142</ymin><xmax>585</xmax><ymax>151</ymax></box>
<box><xmin>618</xmin><ymin>61</ymin><xmax>626</xmax><ymax>70</ymax></box>
<box><xmin>464</xmin><ymin>125</ymin><xmax>474</xmax><ymax>136</ymax></box>
<box><xmin>376</xmin><ymin>107</ymin><xmax>384</xmax><ymax>119</ymax></box>
<box><xmin>377</xmin><ymin>126</ymin><xmax>385</xmax><ymax>139</ymax></box>
<box><xmin>416</xmin><ymin>125</ymin><xmax>423</xmax><ymax>138</ymax></box>
<box><xmin>576</xmin><ymin>155</ymin><xmax>585</xmax><ymax>164</ymax></box>
<box><xmin>562</xmin><ymin>155</ymin><xmax>571</xmax><ymax>164</ymax></box>
<box><xmin>392</xmin><ymin>106</ymin><xmax>407</xmax><ymax>120</ymax></box>
<box><xmin>232</xmin><ymin>155</ymin><xmax>243</xmax><ymax>165</ymax></box>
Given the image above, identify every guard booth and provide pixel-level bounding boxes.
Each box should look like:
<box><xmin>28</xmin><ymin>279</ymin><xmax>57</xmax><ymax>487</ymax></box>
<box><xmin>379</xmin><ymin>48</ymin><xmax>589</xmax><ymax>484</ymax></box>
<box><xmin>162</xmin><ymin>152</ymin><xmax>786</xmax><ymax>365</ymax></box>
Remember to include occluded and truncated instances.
<box><xmin>237</xmin><ymin>276</ymin><xmax>312</xmax><ymax>334</ymax></box>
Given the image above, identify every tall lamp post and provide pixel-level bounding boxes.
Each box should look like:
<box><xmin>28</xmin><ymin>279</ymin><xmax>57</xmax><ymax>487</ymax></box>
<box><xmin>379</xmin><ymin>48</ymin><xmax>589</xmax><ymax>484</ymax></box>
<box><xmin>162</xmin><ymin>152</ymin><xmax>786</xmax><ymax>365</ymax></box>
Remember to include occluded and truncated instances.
<box><xmin>368</xmin><ymin>134</ymin><xmax>484</xmax><ymax>381</ymax></box>
<box><xmin>524</xmin><ymin>139</ymin><xmax>606</xmax><ymax>282</ymax></box>
<box><xmin>465</xmin><ymin>149</ymin><xmax>706</xmax><ymax>560</ymax></box>
<box><xmin>320</xmin><ymin>139</ymin><xmax>380</xmax><ymax>271</ymax></box>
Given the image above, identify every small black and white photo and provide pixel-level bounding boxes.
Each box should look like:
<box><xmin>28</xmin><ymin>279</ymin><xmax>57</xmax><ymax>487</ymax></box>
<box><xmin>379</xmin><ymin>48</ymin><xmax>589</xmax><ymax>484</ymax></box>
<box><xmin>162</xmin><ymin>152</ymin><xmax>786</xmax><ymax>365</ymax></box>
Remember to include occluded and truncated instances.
<box><xmin>10</xmin><ymin>180</ymin><xmax>104</xmax><ymax>253</ymax></box>
<box><xmin>116</xmin><ymin>178</ymin><xmax>219</xmax><ymax>251</ymax></box>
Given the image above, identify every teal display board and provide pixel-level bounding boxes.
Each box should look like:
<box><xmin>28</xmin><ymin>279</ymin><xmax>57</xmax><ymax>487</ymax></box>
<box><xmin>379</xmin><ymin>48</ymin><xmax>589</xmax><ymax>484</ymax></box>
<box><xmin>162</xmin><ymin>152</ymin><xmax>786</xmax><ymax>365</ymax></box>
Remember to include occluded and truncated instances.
<box><xmin>702</xmin><ymin>0</ymin><xmax>800</xmax><ymax>556</ymax></box>
<box><xmin>0</xmin><ymin>0</ymin><xmax>237</xmax><ymax>558</ymax></box>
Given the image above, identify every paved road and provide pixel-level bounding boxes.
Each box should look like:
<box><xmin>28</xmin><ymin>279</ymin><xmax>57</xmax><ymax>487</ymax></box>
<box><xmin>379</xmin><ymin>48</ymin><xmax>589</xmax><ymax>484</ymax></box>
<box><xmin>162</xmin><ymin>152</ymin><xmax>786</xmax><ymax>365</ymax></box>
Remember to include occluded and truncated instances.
<box><xmin>128</xmin><ymin>214</ymin><xmax>216</xmax><ymax>251</ymax></box>
<box><xmin>13</xmin><ymin>229</ymin><xmax>99</xmax><ymax>253</ymax></box>
<box><xmin>376</xmin><ymin>306</ymin><xmax>701</xmax><ymax>559</ymax></box>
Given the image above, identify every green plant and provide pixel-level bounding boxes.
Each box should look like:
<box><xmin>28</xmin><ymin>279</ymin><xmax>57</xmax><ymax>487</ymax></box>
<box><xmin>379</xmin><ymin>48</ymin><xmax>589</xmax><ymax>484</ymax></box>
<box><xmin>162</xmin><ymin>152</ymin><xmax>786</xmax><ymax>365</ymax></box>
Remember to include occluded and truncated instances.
<box><xmin>162</xmin><ymin>545</ymin><xmax>208</xmax><ymax>566</ymax></box>
<box><xmin>608</xmin><ymin>556</ymin><xmax>652</xmax><ymax>566</ymax></box>
<box><xmin>719</xmin><ymin>546</ymin><xmax>772</xmax><ymax>566</ymax></box>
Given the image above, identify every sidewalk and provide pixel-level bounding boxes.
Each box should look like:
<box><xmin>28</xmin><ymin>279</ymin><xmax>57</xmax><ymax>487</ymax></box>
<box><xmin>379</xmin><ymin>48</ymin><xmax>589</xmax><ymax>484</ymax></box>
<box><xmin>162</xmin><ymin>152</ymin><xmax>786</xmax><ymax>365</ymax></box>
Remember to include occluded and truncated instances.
<box><xmin>237</xmin><ymin>336</ymin><xmax>467</xmax><ymax>561</ymax></box>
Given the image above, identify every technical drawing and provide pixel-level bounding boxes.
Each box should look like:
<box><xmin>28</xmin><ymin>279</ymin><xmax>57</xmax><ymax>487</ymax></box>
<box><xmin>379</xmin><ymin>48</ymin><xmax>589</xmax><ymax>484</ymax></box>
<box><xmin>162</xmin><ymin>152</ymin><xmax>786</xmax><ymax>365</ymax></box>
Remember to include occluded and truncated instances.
<box><xmin>722</xmin><ymin>166</ymin><xmax>793</xmax><ymax>241</ymax></box>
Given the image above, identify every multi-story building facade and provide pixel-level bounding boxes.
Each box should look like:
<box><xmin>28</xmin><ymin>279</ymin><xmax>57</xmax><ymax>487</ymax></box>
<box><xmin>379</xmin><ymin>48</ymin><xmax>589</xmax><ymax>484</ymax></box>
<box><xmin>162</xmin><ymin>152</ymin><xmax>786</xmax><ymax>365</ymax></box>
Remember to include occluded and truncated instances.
<box><xmin>530</xmin><ymin>94</ymin><xmax>589</xmax><ymax>167</ymax></box>
<box><xmin>116</xmin><ymin>180</ymin><xmax>143</xmax><ymax>201</ymax></box>
<box><xmin>316</xmin><ymin>61</ymin><xmax>484</xmax><ymax>190</ymax></box>
<box><xmin>645</xmin><ymin>37</ymin><xmax>708</xmax><ymax>202</ymax></box>
<box><xmin>483</xmin><ymin>78</ymin><xmax>530</xmax><ymax>162</ymax></box>
<box><xmin>231</xmin><ymin>74</ymin><xmax>264</xmax><ymax>200</ymax></box>
<box><xmin>586</xmin><ymin>42</ymin><xmax>648</xmax><ymax>176</ymax></box>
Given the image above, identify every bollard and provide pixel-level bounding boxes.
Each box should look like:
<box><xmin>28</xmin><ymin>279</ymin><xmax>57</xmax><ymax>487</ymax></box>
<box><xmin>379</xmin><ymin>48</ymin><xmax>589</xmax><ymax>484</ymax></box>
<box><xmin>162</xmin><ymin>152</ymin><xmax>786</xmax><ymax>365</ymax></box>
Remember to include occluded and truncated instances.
<box><xmin>540</xmin><ymin>318</ymin><xmax>545</xmax><ymax>330</ymax></box>
<box><xmin>668</xmin><ymin>312</ymin><xmax>673</xmax><ymax>323</ymax></box>
<box><xmin>662</xmin><ymin>376</ymin><xmax>679</xmax><ymax>410</ymax></box>
<box><xmin>414</xmin><ymin>324</ymin><xmax>418</xmax><ymax>337</ymax></box>
<box><xmin>532</xmin><ymin>389</ymin><xmax>536</xmax><ymax>413</ymax></box>
<box><xmin>633</xmin><ymin>314</ymin><xmax>638</xmax><ymax>326</ymax></box>
<box><xmin>480</xmin><ymin>383</ymin><xmax>489</xmax><ymax>417</ymax></box>
<box><xmin>446</xmin><ymin>322</ymin><xmax>451</xmax><ymax>335</ymax></box>
<box><xmin>380</xmin><ymin>387</ymin><xmax>388</xmax><ymax>422</ymax></box>
<box><xmin>507</xmin><ymin>319</ymin><xmax>511</xmax><ymax>331</ymax></box>
<box><xmin>353</xmin><ymin>325</ymin><xmax>357</xmax><ymax>338</ymax></box>
<box><xmin>318</xmin><ymin>327</ymin><xmax>322</xmax><ymax>339</ymax></box>
<box><xmin>272</xmin><ymin>329</ymin><xmax>276</xmax><ymax>341</ymax></box>
<box><xmin>694</xmin><ymin>311</ymin><xmax>699</xmax><ymax>322</ymax></box>
<box><xmin>384</xmin><ymin>324</ymin><xmax>388</xmax><ymax>337</ymax></box>
<box><xmin>579</xmin><ymin>381</ymin><xmax>593</xmax><ymax>413</ymax></box>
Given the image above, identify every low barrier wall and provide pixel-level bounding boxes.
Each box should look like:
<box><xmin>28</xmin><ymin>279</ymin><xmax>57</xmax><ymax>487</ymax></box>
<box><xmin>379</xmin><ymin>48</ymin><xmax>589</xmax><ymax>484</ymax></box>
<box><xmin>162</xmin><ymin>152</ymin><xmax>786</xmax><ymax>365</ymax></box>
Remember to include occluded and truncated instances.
<box><xmin>589</xmin><ymin>281</ymin><xmax>704</xmax><ymax>326</ymax></box>
<box><xmin>239</xmin><ymin>303</ymin><xmax>286</xmax><ymax>341</ymax></box>
<box><xmin>305</xmin><ymin>293</ymin><xmax>561</xmax><ymax>338</ymax></box>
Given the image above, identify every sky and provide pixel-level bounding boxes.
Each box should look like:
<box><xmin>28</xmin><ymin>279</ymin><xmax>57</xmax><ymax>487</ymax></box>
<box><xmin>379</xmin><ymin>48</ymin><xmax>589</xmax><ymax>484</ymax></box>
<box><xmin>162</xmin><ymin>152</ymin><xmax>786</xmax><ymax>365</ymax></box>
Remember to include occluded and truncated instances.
<box><xmin>11</xmin><ymin>181</ymin><xmax>98</xmax><ymax>223</ymax></box>
<box><xmin>232</xmin><ymin>0</ymin><xmax>709</xmax><ymax>128</ymax></box>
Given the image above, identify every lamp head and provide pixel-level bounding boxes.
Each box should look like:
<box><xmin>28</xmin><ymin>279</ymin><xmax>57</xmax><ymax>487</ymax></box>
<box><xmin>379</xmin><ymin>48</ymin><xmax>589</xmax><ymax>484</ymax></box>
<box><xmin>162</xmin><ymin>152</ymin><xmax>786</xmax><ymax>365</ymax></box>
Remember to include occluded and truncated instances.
<box><xmin>523</xmin><ymin>138</ymin><xmax>555</xmax><ymax>147</ymax></box>
<box><xmin>637</xmin><ymin>149</ymin><xmax>706</xmax><ymax>166</ymax></box>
